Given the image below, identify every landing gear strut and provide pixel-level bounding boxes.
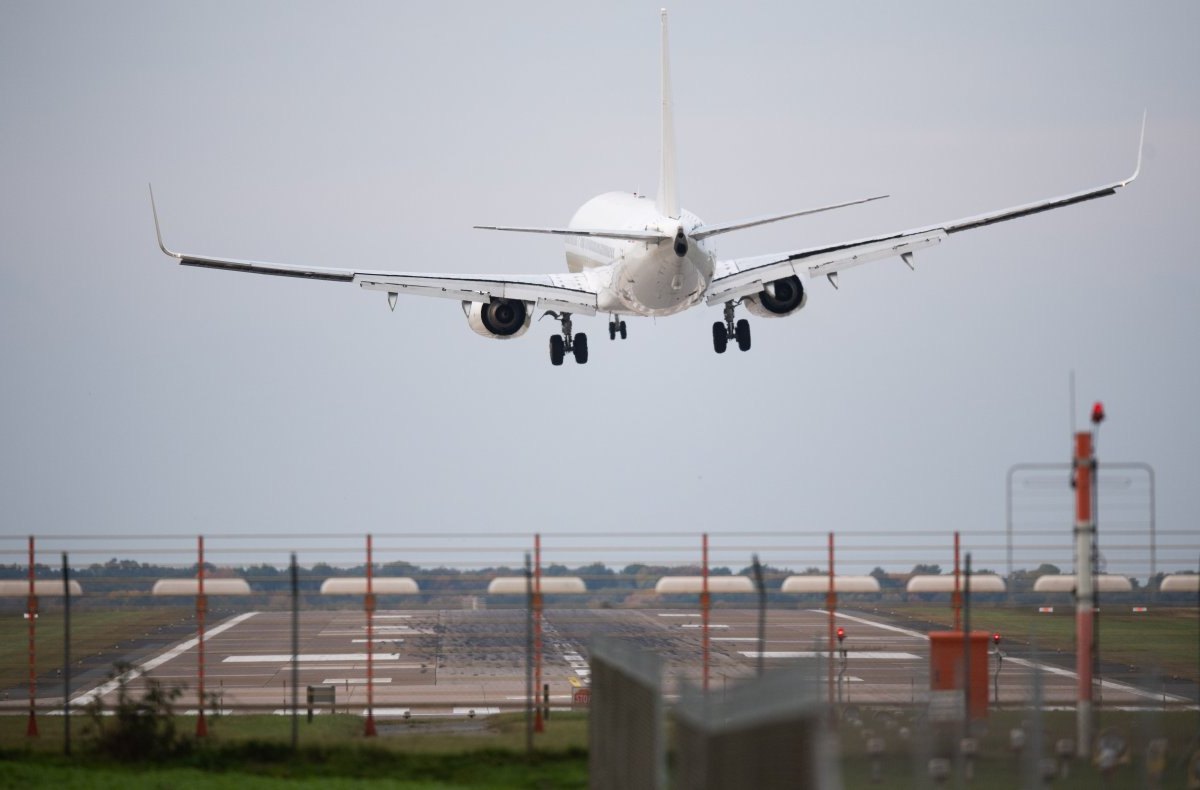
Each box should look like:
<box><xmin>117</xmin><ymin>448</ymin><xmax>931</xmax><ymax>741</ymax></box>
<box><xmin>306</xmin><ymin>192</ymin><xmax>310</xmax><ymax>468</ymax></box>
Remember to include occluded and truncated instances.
<box><xmin>608</xmin><ymin>315</ymin><xmax>628</xmax><ymax>341</ymax></box>
<box><xmin>712</xmin><ymin>300</ymin><xmax>751</xmax><ymax>354</ymax></box>
<box><xmin>545</xmin><ymin>311</ymin><xmax>588</xmax><ymax>366</ymax></box>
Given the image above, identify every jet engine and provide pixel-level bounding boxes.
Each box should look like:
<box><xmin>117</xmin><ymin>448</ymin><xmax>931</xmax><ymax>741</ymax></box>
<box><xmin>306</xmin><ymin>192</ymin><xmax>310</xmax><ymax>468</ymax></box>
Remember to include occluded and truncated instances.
<box><xmin>743</xmin><ymin>275</ymin><xmax>807</xmax><ymax>318</ymax></box>
<box><xmin>463</xmin><ymin>298</ymin><xmax>532</xmax><ymax>339</ymax></box>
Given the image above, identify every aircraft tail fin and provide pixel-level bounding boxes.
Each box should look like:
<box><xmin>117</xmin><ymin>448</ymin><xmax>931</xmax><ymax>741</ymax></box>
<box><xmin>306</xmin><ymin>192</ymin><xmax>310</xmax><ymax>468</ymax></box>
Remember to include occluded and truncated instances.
<box><xmin>656</xmin><ymin>9</ymin><xmax>679</xmax><ymax>219</ymax></box>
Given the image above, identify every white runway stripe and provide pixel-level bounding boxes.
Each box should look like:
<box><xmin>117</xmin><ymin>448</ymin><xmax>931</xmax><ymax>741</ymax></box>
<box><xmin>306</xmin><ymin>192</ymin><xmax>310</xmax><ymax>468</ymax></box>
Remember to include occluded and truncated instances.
<box><xmin>224</xmin><ymin>653</ymin><xmax>401</xmax><ymax>663</ymax></box>
<box><xmin>740</xmin><ymin>651</ymin><xmax>920</xmax><ymax>660</ymax></box>
<box><xmin>70</xmin><ymin>612</ymin><xmax>260</xmax><ymax>706</ymax></box>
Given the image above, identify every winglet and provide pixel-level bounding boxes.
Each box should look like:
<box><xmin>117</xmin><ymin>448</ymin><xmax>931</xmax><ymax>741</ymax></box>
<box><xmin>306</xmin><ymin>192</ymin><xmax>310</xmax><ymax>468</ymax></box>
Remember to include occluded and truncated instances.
<box><xmin>148</xmin><ymin>184</ymin><xmax>181</xmax><ymax>259</ymax></box>
<box><xmin>1122</xmin><ymin>110</ymin><xmax>1147</xmax><ymax>187</ymax></box>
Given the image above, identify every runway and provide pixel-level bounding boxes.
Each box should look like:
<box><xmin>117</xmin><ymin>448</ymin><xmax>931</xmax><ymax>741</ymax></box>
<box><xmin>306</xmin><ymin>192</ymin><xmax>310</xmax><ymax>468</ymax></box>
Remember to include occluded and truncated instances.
<box><xmin>52</xmin><ymin>606</ymin><xmax>1189</xmax><ymax>716</ymax></box>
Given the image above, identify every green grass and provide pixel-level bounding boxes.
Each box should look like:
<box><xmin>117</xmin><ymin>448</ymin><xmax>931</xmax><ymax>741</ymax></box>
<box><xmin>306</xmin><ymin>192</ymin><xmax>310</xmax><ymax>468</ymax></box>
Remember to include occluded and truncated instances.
<box><xmin>0</xmin><ymin>607</ymin><xmax>192</xmax><ymax>690</ymax></box>
<box><xmin>0</xmin><ymin>714</ymin><xmax>588</xmax><ymax>788</ymax></box>
<box><xmin>3</xmin><ymin>711</ymin><xmax>1198</xmax><ymax>788</ymax></box>
<box><xmin>874</xmin><ymin>603</ymin><xmax>1200</xmax><ymax>681</ymax></box>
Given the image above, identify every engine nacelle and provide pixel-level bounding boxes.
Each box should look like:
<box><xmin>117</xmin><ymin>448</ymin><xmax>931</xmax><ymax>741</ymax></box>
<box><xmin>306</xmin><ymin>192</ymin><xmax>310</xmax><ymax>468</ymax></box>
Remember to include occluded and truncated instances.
<box><xmin>463</xmin><ymin>298</ymin><xmax>532</xmax><ymax>339</ymax></box>
<box><xmin>743</xmin><ymin>275</ymin><xmax>807</xmax><ymax>318</ymax></box>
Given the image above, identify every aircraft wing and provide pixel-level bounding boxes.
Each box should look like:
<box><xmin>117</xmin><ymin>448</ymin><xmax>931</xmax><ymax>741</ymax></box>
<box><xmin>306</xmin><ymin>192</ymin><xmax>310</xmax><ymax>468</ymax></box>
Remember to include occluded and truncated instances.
<box><xmin>706</xmin><ymin>121</ymin><xmax>1143</xmax><ymax>304</ymax></box>
<box><xmin>151</xmin><ymin>189</ymin><xmax>598</xmax><ymax>315</ymax></box>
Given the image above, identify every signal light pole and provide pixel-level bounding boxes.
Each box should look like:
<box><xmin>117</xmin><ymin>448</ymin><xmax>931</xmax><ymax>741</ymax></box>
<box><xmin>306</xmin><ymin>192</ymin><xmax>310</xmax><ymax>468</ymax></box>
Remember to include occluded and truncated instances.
<box><xmin>1073</xmin><ymin>427</ymin><xmax>1096</xmax><ymax>758</ymax></box>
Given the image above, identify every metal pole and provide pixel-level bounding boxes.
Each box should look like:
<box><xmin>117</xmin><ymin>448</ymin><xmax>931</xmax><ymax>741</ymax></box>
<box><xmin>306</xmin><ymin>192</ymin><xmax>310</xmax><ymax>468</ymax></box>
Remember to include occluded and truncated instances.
<box><xmin>290</xmin><ymin>552</ymin><xmax>299</xmax><ymax>751</ymax></box>
<box><xmin>1073</xmin><ymin>432</ymin><xmax>1094</xmax><ymax>759</ymax></box>
<box><xmin>26</xmin><ymin>536</ymin><xmax>37</xmax><ymax>737</ymax></box>
<box><xmin>364</xmin><ymin>534</ymin><xmax>376</xmax><ymax>737</ymax></box>
<box><xmin>827</xmin><ymin>532</ymin><xmax>835</xmax><ymax>710</ymax></box>
<box><xmin>524</xmin><ymin>552</ymin><xmax>533</xmax><ymax>758</ymax></box>
<box><xmin>62</xmin><ymin>552</ymin><xmax>70</xmax><ymax>755</ymax></box>
<box><xmin>196</xmin><ymin>535</ymin><xmax>207</xmax><ymax>737</ymax></box>
<box><xmin>752</xmin><ymin>554</ymin><xmax>766</xmax><ymax>677</ymax></box>
<box><xmin>953</xmin><ymin>531</ymin><xmax>961</xmax><ymax>632</ymax></box>
<box><xmin>534</xmin><ymin>533</ymin><xmax>543</xmax><ymax>733</ymax></box>
<box><xmin>701</xmin><ymin>532</ymin><xmax>710</xmax><ymax>692</ymax></box>
<box><xmin>1006</xmin><ymin>465</ymin><xmax>1014</xmax><ymax>602</ymax></box>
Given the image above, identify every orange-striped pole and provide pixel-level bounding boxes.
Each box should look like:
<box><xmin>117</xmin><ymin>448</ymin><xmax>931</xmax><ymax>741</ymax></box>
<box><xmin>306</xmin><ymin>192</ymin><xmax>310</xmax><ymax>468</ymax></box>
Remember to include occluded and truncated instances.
<box><xmin>196</xmin><ymin>535</ymin><xmax>207</xmax><ymax>737</ymax></box>
<box><xmin>365</xmin><ymin>534</ymin><xmax>377</xmax><ymax>737</ymax></box>
<box><xmin>1074</xmin><ymin>431</ymin><xmax>1095</xmax><ymax>757</ymax></box>
<box><xmin>827</xmin><ymin>532</ymin><xmax>835</xmax><ymax>710</ymax></box>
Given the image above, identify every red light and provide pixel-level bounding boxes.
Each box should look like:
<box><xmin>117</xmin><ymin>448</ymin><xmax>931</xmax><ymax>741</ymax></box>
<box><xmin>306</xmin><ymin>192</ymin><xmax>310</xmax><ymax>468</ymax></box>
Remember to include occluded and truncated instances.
<box><xmin>836</xmin><ymin>627</ymin><xmax>845</xmax><ymax>643</ymax></box>
<box><xmin>992</xmin><ymin>633</ymin><xmax>1001</xmax><ymax>645</ymax></box>
<box><xmin>1091</xmin><ymin>402</ymin><xmax>1106</xmax><ymax>425</ymax></box>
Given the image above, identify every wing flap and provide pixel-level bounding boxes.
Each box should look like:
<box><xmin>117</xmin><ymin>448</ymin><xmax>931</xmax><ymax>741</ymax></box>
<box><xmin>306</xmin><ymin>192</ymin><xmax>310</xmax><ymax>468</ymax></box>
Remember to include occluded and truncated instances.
<box><xmin>356</xmin><ymin>273</ymin><xmax>598</xmax><ymax>315</ymax></box>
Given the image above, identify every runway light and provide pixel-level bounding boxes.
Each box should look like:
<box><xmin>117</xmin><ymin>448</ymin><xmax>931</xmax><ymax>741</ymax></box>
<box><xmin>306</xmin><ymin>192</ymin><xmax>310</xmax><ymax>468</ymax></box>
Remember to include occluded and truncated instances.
<box><xmin>1091</xmin><ymin>401</ymin><xmax>1106</xmax><ymax>425</ymax></box>
<box><xmin>992</xmin><ymin>633</ymin><xmax>1001</xmax><ymax>647</ymax></box>
<box><xmin>836</xmin><ymin>627</ymin><xmax>845</xmax><ymax>643</ymax></box>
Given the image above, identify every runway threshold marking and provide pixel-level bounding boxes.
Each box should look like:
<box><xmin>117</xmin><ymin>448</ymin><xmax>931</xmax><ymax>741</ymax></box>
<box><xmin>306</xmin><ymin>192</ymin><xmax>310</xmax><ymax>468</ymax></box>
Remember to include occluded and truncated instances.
<box><xmin>740</xmin><ymin>651</ymin><xmax>920</xmax><ymax>660</ymax></box>
<box><xmin>224</xmin><ymin>653</ymin><xmax>401</xmax><ymax>663</ymax></box>
<box><xmin>70</xmin><ymin>612</ymin><xmax>260</xmax><ymax>706</ymax></box>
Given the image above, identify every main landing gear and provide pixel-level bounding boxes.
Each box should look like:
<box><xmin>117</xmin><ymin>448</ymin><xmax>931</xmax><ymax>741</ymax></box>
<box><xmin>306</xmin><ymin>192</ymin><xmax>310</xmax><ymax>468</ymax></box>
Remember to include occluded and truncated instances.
<box><xmin>608</xmin><ymin>315</ymin><xmax>628</xmax><ymax>341</ymax></box>
<box><xmin>545</xmin><ymin>311</ymin><xmax>588</xmax><ymax>366</ymax></box>
<box><xmin>712</xmin><ymin>300</ymin><xmax>750</xmax><ymax>354</ymax></box>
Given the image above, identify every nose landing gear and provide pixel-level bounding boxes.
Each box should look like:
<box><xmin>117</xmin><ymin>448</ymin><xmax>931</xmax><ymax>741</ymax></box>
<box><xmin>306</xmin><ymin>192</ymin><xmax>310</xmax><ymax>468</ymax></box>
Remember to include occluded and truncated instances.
<box><xmin>712</xmin><ymin>300</ymin><xmax>751</xmax><ymax>354</ymax></box>
<box><xmin>608</xmin><ymin>315</ymin><xmax>628</xmax><ymax>341</ymax></box>
<box><xmin>544</xmin><ymin>312</ymin><xmax>588</xmax><ymax>366</ymax></box>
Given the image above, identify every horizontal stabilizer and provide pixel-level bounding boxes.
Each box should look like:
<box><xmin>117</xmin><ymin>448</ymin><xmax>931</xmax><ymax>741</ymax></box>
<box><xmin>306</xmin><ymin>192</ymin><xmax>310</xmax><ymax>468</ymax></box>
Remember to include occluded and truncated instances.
<box><xmin>473</xmin><ymin>224</ymin><xmax>669</xmax><ymax>242</ymax></box>
<box><xmin>691</xmin><ymin>194</ymin><xmax>888</xmax><ymax>240</ymax></box>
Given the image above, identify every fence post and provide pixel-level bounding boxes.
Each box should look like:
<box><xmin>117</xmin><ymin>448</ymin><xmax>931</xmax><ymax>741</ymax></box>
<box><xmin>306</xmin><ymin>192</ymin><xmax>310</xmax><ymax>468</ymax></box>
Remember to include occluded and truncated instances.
<box><xmin>62</xmin><ymin>551</ymin><xmax>70</xmax><ymax>755</ymax></box>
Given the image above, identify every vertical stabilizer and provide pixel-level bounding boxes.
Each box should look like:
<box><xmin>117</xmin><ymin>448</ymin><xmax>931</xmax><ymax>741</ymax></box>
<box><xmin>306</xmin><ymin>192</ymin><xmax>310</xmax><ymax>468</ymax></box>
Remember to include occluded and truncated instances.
<box><xmin>656</xmin><ymin>9</ymin><xmax>679</xmax><ymax>219</ymax></box>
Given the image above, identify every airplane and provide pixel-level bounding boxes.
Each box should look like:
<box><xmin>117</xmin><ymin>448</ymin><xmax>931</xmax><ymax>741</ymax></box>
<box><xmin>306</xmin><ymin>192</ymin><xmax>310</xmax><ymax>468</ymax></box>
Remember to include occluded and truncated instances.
<box><xmin>152</xmin><ymin>9</ymin><xmax>1143</xmax><ymax>367</ymax></box>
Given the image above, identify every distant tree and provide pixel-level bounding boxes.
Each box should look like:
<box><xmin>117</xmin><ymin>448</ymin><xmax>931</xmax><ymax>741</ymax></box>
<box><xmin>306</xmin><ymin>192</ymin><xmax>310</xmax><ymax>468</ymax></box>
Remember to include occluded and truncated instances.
<box><xmin>911</xmin><ymin>564</ymin><xmax>942</xmax><ymax>576</ymax></box>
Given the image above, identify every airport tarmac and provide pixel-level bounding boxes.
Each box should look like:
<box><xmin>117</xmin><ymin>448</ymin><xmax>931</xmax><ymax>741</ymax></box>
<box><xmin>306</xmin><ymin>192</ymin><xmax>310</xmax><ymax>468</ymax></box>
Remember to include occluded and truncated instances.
<box><xmin>35</xmin><ymin>606</ymin><xmax>1189</xmax><ymax>716</ymax></box>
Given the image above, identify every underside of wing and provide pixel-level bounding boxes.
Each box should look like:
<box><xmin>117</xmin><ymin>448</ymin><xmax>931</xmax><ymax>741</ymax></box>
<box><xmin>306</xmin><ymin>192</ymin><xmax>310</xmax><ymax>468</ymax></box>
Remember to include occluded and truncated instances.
<box><xmin>151</xmin><ymin>187</ymin><xmax>598</xmax><ymax>315</ymax></box>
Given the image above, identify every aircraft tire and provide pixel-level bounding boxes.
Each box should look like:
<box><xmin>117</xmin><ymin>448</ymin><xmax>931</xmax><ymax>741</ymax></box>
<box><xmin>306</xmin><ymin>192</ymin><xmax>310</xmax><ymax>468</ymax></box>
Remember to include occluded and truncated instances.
<box><xmin>735</xmin><ymin>319</ymin><xmax>751</xmax><ymax>351</ymax></box>
<box><xmin>573</xmin><ymin>333</ymin><xmax>589</xmax><ymax>364</ymax></box>
<box><xmin>619</xmin><ymin>321</ymin><xmax>627</xmax><ymax>339</ymax></box>
<box><xmin>608</xmin><ymin>321</ymin><xmax>616</xmax><ymax>340</ymax></box>
<box><xmin>712</xmin><ymin>322</ymin><xmax>727</xmax><ymax>354</ymax></box>
<box><xmin>550</xmin><ymin>335</ymin><xmax>565</xmax><ymax>366</ymax></box>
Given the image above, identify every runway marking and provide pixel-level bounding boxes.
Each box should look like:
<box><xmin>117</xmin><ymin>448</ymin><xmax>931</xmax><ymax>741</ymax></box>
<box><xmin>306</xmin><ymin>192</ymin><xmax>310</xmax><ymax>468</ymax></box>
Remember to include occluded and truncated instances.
<box><xmin>352</xmin><ymin>638</ymin><xmax>404</xmax><ymax>643</ymax></box>
<box><xmin>452</xmin><ymin>707</ymin><xmax>500</xmax><ymax>715</ymax></box>
<box><xmin>1004</xmin><ymin>657</ymin><xmax>1191</xmax><ymax>702</ymax></box>
<box><xmin>810</xmin><ymin>610</ymin><xmax>925</xmax><ymax>639</ymax></box>
<box><xmin>322</xmin><ymin>678</ymin><xmax>393</xmax><ymax>685</ymax></box>
<box><xmin>505</xmin><ymin>695</ymin><xmax>572</xmax><ymax>701</ymax></box>
<box><xmin>816</xmin><ymin>610</ymin><xmax>1190</xmax><ymax>702</ymax></box>
<box><xmin>70</xmin><ymin>612</ymin><xmax>260</xmax><ymax>706</ymax></box>
<box><xmin>224</xmin><ymin>653</ymin><xmax>401</xmax><ymax>663</ymax></box>
<box><xmin>740</xmin><ymin>651</ymin><xmax>920</xmax><ymax>660</ymax></box>
<box><xmin>658</xmin><ymin>613</ymin><xmax>701</xmax><ymax>618</ymax></box>
<box><xmin>713</xmin><ymin>638</ymin><xmax>811</xmax><ymax>643</ymax></box>
<box><xmin>681</xmin><ymin>624</ymin><xmax>729</xmax><ymax>629</ymax></box>
<box><xmin>374</xmin><ymin>615</ymin><xmax>413</xmax><ymax>619</ymax></box>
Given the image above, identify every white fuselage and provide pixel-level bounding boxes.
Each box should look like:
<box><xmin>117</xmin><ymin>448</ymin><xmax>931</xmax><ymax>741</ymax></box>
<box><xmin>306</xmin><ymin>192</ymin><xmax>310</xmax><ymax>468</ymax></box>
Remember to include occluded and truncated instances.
<box><xmin>563</xmin><ymin>192</ymin><xmax>715</xmax><ymax>317</ymax></box>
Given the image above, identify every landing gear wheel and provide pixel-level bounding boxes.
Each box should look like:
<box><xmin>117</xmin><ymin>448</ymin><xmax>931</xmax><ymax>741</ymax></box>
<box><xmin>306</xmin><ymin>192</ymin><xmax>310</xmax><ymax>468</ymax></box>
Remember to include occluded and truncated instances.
<box><xmin>549</xmin><ymin>334</ymin><xmax>565</xmax><ymax>366</ymax></box>
<box><xmin>712</xmin><ymin>321</ymin><xmax>728</xmax><ymax>354</ymax></box>
<box><xmin>735</xmin><ymin>318</ymin><xmax>751</xmax><ymax>351</ymax></box>
<box><xmin>608</xmin><ymin>321</ymin><xmax>616</xmax><ymax>340</ymax></box>
<box><xmin>619</xmin><ymin>320</ymin><xmax>627</xmax><ymax>339</ymax></box>
<box><xmin>573</xmin><ymin>332</ymin><xmax>589</xmax><ymax>364</ymax></box>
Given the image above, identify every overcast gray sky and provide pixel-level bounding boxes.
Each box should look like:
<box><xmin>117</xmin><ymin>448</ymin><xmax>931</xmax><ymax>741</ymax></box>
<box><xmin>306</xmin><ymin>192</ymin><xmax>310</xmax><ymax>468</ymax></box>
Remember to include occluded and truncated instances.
<box><xmin>1</xmin><ymin>1</ymin><xmax>1197</xmax><ymax>576</ymax></box>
